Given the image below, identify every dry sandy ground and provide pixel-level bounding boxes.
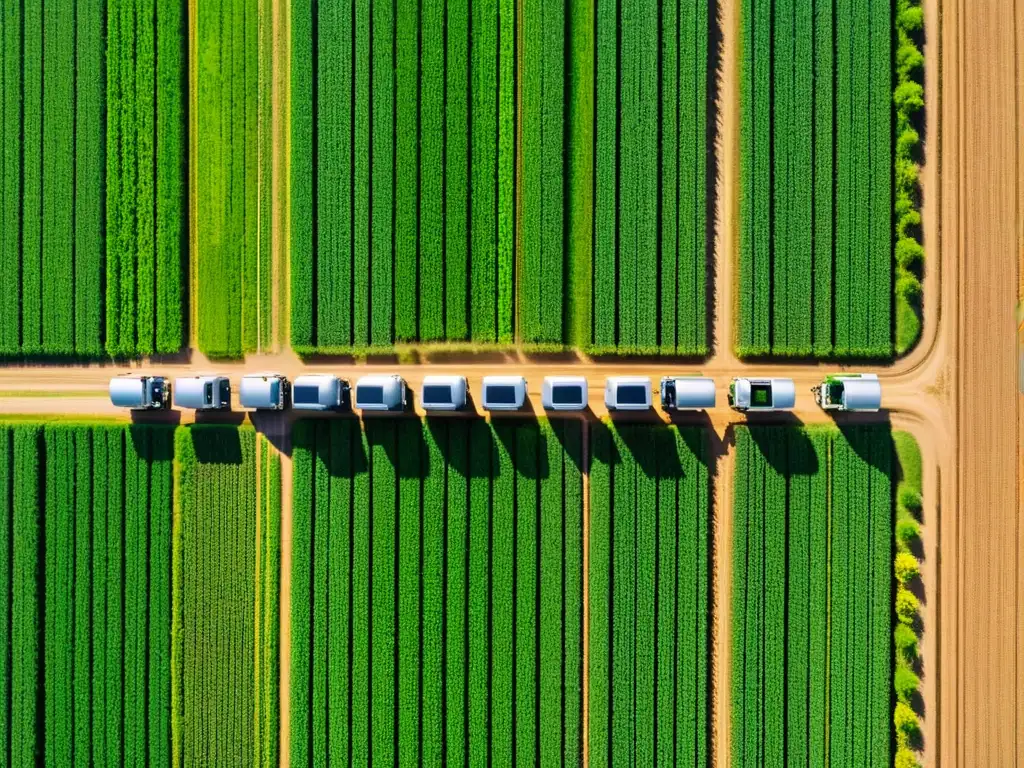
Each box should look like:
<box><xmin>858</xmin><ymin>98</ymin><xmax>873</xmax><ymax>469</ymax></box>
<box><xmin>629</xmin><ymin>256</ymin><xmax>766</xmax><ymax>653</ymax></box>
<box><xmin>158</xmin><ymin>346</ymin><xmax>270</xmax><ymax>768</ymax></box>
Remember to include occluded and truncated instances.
<box><xmin>938</xmin><ymin>0</ymin><xmax>1023</xmax><ymax>764</ymax></box>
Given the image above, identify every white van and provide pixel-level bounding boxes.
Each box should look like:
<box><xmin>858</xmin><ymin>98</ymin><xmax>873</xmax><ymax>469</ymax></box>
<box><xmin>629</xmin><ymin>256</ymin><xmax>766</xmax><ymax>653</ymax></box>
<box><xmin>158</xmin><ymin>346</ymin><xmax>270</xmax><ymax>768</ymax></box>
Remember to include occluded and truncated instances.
<box><xmin>481</xmin><ymin>376</ymin><xmax>527</xmax><ymax>411</ymax></box>
<box><xmin>355</xmin><ymin>374</ymin><xmax>407</xmax><ymax>411</ymax></box>
<box><xmin>291</xmin><ymin>374</ymin><xmax>350</xmax><ymax>411</ymax></box>
<box><xmin>173</xmin><ymin>376</ymin><xmax>231</xmax><ymax>410</ymax></box>
<box><xmin>421</xmin><ymin>375</ymin><xmax>468</xmax><ymax>411</ymax></box>
<box><xmin>660</xmin><ymin>376</ymin><xmax>716</xmax><ymax>411</ymax></box>
<box><xmin>109</xmin><ymin>375</ymin><xmax>170</xmax><ymax>410</ymax></box>
<box><xmin>541</xmin><ymin>376</ymin><xmax>587</xmax><ymax>411</ymax></box>
<box><xmin>605</xmin><ymin>376</ymin><xmax>651</xmax><ymax>410</ymax></box>
<box><xmin>239</xmin><ymin>374</ymin><xmax>290</xmax><ymax>411</ymax></box>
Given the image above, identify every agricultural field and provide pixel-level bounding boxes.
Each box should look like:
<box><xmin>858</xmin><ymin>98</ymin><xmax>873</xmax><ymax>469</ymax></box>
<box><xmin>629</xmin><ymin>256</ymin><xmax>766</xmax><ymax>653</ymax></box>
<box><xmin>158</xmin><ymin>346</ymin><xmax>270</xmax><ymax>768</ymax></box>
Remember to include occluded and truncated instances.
<box><xmin>172</xmin><ymin>426</ymin><xmax>280</xmax><ymax>766</ymax></box>
<box><xmin>732</xmin><ymin>425</ymin><xmax>892</xmax><ymax>766</ymax></box>
<box><xmin>585</xmin><ymin>0</ymin><xmax>710</xmax><ymax>355</ymax></box>
<box><xmin>0</xmin><ymin>0</ymin><xmax>187</xmax><ymax>359</ymax></box>
<box><xmin>196</xmin><ymin>0</ymin><xmax>274</xmax><ymax>358</ymax></box>
<box><xmin>589</xmin><ymin>423</ymin><xmax>712</xmax><ymax>766</ymax></box>
<box><xmin>738</xmin><ymin>0</ymin><xmax>893</xmax><ymax>358</ymax></box>
<box><xmin>290</xmin><ymin>0</ymin><xmax>515</xmax><ymax>352</ymax></box>
<box><xmin>0</xmin><ymin>423</ymin><xmax>175</xmax><ymax>764</ymax></box>
<box><xmin>290</xmin><ymin>0</ymin><xmax>710</xmax><ymax>355</ymax></box>
<box><xmin>290</xmin><ymin>418</ymin><xmax>584</xmax><ymax>765</ymax></box>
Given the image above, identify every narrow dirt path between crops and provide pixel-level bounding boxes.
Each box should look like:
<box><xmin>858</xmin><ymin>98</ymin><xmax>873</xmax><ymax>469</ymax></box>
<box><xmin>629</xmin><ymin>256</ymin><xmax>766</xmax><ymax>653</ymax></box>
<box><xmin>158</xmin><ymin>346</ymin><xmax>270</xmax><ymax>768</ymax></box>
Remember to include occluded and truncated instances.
<box><xmin>267</xmin><ymin>414</ymin><xmax>294</xmax><ymax>768</ymax></box>
<box><xmin>188</xmin><ymin>0</ymin><xmax>199</xmax><ymax>351</ymax></box>
<box><xmin>269</xmin><ymin>0</ymin><xmax>290</xmax><ymax>353</ymax></box>
<box><xmin>713</xmin><ymin>0</ymin><xmax>739</xmax><ymax>369</ymax></box>
<box><xmin>581</xmin><ymin>417</ymin><xmax>590</xmax><ymax>768</ymax></box>
<box><xmin>711</xmin><ymin>421</ymin><xmax>733</xmax><ymax>768</ymax></box>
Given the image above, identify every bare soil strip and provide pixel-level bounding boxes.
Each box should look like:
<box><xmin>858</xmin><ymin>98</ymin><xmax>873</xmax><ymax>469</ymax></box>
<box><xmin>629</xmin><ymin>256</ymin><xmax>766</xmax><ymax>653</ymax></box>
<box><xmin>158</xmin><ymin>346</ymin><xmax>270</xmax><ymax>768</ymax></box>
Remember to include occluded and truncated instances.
<box><xmin>711</xmin><ymin>422</ymin><xmax>733</xmax><ymax>768</ymax></box>
<box><xmin>944</xmin><ymin>0</ymin><xmax>1022</xmax><ymax>763</ymax></box>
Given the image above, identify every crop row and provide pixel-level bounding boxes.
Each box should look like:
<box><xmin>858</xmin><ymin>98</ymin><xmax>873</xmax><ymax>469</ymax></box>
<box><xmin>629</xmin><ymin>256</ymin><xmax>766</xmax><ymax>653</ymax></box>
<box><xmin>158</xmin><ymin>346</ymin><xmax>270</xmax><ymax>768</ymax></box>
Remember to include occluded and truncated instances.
<box><xmin>291</xmin><ymin>0</ymin><xmax>709</xmax><ymax>355</ymax></box>
<box><xmin>0</xmin><ymin>1</ymin><xmax>186</xmax><ymax>359</ymax></box>
<box><xmin>738</xmin><ymin>0</ymin><xmax>892</xmax><ymax>358</ymax></box>
<box><xmin>197</xmin><ymin>0</ymin><xmax>273</xmax><ymax>358</ymax></box>
<box><xmin>588</xmin><ymin>422</ymin><xmax>711</xmax><ymax>766</ymax></box>
<box><xmin>0</xmin><ymin>424</ymin><xmax>174</xmax><ymax>765</ymax></box>
<box><xmin>893</xmin><ymin>0</ymin><xmax>926</xmax><ymax>354</ymax></box>
<box><xmin>732</xmin><ymin>426</ymin><xmax>891</xmax><ymax>766</ymax></box>
<box><xmin>290</xmin><ymin>418</ymin><xmax>584</xmax><ymax>765</ymax></box>
<box><xmin>172</xmin><ymin>426</ymin><xmax>279</xmax><ymax>765</ymax></box>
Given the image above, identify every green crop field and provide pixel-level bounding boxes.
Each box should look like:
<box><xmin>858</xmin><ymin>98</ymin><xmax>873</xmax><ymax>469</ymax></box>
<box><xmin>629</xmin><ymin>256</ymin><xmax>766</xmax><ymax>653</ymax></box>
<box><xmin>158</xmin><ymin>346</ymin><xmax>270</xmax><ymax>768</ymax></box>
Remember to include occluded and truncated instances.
<box><xmin>172</xmin><ymin>426</ymin><xmax>279</xmax><ymax>766</ymax></box>
<box><xmin>589</xmin><ymin>422</ymin><xmax>711</xmax><ymax>766</ymax></box>
<box><xmin>289</xmin><ymin>418</ymin><xmax>584</xmax><ymax>765</ymax></box>
<box><xmin>291</xmin><ymin>0</ymin><xmax>709</xmax><ymax>355</ymax></box>
<box><xmin>732</xmin><ymin>425</ymin><xmax>892</xmax><ymax>766</ymax></box>
<box><xmin>586</xmin><ymin>0</ymin><xmax>710</xmax><ymax>355</ymax></box>
<box><xmin>738</xmin><ymin>0</ymin><xmax>892</xmax><ymax>358</ymax></box>
<box><xmin>0</xmin><ymin>423</ymin><xmax>174</xmax><ymax>764</ymax></box>
<box><xmin>196</xmin><ymin>0</ymin><xmax>274</xmax><ymax>358</ymax></box>
<box><xmin>290</xmin><ymin>0</ymin><xmax>516</xmax><ymax>353</ymax></box>
<box><xmin>0</xmin><ymin>0</ymin><xmax>187</xmax><ymax>359</ymax></box>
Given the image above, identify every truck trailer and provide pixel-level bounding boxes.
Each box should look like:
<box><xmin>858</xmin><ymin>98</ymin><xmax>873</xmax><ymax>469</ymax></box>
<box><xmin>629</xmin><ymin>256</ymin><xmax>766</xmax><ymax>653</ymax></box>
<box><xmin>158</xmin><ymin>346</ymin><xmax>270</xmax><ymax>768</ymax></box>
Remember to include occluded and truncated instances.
<box><xmin>660</xmin><ymin>376</ymin><xmax>716</xmax><ymax>411</ymax></box>
<box><xmin>728</xmin><ymin>377</ymin><xmax>796</xmax><ymax>412</ymax></box>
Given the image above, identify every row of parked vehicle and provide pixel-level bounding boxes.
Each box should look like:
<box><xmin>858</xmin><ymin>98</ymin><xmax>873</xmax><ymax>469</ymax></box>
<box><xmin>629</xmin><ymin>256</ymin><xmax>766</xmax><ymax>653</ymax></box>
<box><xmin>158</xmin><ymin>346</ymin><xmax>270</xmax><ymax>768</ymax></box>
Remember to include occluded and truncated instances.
<box><xmin>109</xmin><ymin>372</ymin><xmax>882</xmax><ymax>413</ymax></box>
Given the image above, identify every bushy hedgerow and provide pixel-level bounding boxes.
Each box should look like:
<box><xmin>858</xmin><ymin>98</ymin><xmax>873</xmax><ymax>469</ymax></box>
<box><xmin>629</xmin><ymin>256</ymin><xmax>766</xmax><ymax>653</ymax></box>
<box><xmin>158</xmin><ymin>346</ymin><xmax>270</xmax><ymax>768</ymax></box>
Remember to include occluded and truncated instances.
<box><xmin>896</xmin><ymin>746</ymin><xmax>922</xmax><ymax>768</ymax></box>
<box><xmin>895</xmin><ymin>662</ymin><xmax>921</xmax><ymax>702</ymax></box>
<box><xmin>899</xmin><ymin>486</ymin><xmax>923</xmax><ymax>515</ymax></box>
<box><xmin>895</xmin><ymin>0</ymin><xmax>926</xmax><ymax>354</ymax></box>
<box><xmin>893</xmin><ymin>431</ymin><xmax>926</xmax><ymax>765</ymax></box>
<box><xmin>895</xmin><ymin>622</ymin><xmax>919</xmax><ymax>658</ymax></box>
<box><xmin>895</xmin><ymin>552</ymin><xmax>921</xmax><ymax>583</ymax></box>
<box><xmin>896</xmin><ymin>516</ymin><xmax>922</xmax><ymax>547</ymax></box>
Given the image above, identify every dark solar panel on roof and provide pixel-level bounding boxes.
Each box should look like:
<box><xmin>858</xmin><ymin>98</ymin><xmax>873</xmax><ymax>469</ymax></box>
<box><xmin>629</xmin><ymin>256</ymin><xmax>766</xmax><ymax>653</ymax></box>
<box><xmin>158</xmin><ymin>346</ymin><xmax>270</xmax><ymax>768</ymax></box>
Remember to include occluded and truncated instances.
<box><xmin>486</xmin><ymin>385</ymin><xmax>517</xmax><ymax>405</ymax></box>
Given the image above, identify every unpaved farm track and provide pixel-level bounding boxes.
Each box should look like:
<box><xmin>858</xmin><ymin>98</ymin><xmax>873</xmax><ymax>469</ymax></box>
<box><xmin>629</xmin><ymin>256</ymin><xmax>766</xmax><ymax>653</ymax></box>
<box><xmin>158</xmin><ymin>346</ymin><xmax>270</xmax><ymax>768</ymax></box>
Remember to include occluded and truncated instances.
<box><xmin>941</xmin><ymin>0</ymin><xmax>1024</xmax><ymax>764</ymax></box>
<box><xmin>0</xmin><ymin>0</ymin><xmax>1017</xmax><ymax>763</ymax></box>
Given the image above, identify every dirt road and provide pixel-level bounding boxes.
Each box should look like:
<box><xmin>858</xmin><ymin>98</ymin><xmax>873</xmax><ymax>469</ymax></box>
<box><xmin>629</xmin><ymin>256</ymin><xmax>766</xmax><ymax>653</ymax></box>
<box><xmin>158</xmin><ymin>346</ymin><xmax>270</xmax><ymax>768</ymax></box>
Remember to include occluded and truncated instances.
<box><xmin>939</xmin><ymin>0</ymin><xmax>1023</xmax><ymax>764</ymax></box>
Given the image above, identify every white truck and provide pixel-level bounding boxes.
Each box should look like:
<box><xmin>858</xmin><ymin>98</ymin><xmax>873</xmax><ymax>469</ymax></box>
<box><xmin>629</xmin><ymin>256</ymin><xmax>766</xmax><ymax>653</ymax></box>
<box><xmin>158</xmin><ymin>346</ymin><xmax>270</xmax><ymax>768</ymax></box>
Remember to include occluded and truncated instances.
<box><xmin>541</xmin><ymin>375</ymin><xmax>587</xmax><ymax>411</ymax></box>
<box><xmin>605</xmin><ymin>376</ymin><xmax>652</xmax><ymax>411</ymax></box>
<box><xmin>173</xmin><ymin>376</ymin><xmax>231</xmax><ymax>410</ymax></box>
<box><xmin>421</xmin><ymin>375</ymin><xmax>469</xmax><ymax>411</ymax></box>
<box><xmin>355</xmin><ymin>374</ymin><xmax>408</xmax><ymax>412</ymax></box>
<box><xmin>660</xmin><ymin>376</ymin><xmax>716</xmax><ymax>411</ymax></box>
<box><xmin>292</xmin><ymin>374</ymin><xmax>350</xmax><ymax>411</ymax></box>
<box><xmin>728</xmin><ymin>377</ymin><xmax>796</xmax><ymax>412</ymax></box>
<box><xmin>239</xmin><ymin>374</ymin><xmax>290</xmax><ymax>411</ymax></box>
<box><xmin>481</xmin><ymin>375</ymin><xmax>528</xmax><ymax>411</ymax></box>
<box><xmin>812</xmin><ymin>373</ymin><xmax>882</xmax><ymax>412</ymax></box>
<box><xmin>109</xmin><ymin>375</ymin><xmax>170</xmax><ymax>410</ymax></box>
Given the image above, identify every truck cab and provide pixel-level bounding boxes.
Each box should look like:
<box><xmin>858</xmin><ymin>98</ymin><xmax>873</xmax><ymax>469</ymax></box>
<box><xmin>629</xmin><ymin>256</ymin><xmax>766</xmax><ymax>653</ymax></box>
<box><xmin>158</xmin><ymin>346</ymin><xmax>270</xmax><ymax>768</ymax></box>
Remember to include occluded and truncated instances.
<box><xmin>108</xmin><ymin>375</ymin><xmax>170</xmax><ymax>410</ymax></box>
<box><xmin>173</xmin><ymin>376</ymin><xmax>231</xmax><ymax>410</ymax></box>
<box><xmin>660</xmin><ymin>376</ymin><xmax>716</xmax><ymax>411</ymax></box>
<box><xmin>812</xmin><ymin>373</ymin><xmax>881</xmax><ymax>412</ymax></box>
<box><xmin>728</xmin><ymin>377</ymin><xmax>795</xmax><ymax>412</ymax></box>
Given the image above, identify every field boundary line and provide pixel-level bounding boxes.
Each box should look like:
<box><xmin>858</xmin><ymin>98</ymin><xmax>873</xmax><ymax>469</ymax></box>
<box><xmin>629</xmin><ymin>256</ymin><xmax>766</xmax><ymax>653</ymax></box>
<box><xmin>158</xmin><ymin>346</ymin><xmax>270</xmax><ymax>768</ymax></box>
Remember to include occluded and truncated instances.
<box><xmin>581</xmin><ymin>416</ymin><xmax>590</xmax><ymax>768</ymax></box>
